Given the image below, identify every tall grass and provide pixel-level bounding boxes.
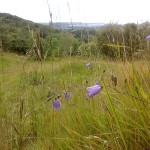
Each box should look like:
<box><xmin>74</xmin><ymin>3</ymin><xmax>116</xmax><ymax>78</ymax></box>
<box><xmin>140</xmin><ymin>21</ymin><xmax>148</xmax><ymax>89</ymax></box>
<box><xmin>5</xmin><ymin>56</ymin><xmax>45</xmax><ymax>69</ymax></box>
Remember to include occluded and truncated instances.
<box><xmin>0</xmin><ymin>52</ymin><xmax>149</xmax><ymax>150</ymax></box>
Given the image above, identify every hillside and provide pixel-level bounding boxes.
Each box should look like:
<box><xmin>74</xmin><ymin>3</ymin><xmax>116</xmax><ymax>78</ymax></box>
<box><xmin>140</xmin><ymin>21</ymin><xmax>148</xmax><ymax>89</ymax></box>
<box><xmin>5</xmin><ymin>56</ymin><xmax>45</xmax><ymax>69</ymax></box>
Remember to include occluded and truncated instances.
<box><xmin>0</xmin><ymin>13</ymin><xmax>53</xmax><ymax>53</ymax></box>
<box><xmin>0</xmin><ymin>12</ymin><xmax>52</xmax><ymax>33</ymax></box>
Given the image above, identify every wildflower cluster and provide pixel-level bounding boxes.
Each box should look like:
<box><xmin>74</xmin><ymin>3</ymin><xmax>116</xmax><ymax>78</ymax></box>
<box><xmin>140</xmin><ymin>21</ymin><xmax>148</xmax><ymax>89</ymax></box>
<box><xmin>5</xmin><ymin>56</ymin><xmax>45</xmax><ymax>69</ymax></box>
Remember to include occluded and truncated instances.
<box><xmin>52</xmin><ymin>92</ymin><xmax>72</xmax><ymax>110</ymax></box>
<box><xmin>51</xmin><ymin>62</ymin><xmax>103</xmax><ymax>110</ymax></box>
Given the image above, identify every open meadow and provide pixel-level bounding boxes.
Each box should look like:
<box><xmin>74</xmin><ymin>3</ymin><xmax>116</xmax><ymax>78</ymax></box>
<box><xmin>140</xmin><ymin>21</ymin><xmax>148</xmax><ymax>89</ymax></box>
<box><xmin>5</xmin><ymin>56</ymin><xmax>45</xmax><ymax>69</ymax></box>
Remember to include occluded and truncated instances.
<box><xmin>0</xmin><ymin>52</ymin><xmax>150</xmax><ymax>150</ymax></box>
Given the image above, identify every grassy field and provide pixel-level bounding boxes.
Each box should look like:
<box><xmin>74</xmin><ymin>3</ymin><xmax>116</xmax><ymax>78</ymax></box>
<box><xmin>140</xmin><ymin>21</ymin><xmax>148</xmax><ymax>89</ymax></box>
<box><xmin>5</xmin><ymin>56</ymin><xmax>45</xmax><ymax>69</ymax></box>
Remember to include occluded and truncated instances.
<box><xmin>0</xmin><ymin>52</ymin><xmax>150</xmax><ymax>150</ymax></box>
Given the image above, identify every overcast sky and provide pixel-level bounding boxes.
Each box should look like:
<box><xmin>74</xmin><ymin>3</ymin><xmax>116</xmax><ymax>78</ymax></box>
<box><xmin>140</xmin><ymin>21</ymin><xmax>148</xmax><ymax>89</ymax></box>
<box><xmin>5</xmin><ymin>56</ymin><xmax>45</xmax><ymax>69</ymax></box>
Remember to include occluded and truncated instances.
<box><xmin>0</xmin><ymin>0</ymin><xmax>150</xmax><ymax>24</ymax></box>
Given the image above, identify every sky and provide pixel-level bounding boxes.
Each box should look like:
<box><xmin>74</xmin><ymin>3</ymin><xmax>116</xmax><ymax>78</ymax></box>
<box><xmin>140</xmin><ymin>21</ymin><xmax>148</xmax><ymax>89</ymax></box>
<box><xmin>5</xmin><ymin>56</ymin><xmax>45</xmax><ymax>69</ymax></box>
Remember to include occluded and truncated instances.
<box><xmin>0</xmin><ymin>0</ymin><xmax>150</xmax><ymax>24</ymax></box>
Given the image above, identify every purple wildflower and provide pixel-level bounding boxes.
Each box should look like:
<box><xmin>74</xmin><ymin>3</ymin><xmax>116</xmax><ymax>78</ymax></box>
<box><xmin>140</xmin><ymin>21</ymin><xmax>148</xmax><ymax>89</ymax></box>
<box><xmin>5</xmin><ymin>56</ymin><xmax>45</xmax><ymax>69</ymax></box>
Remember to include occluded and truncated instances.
<box><xmin>86</xmin><ymin>84</ymin><xmax>102</xmax><ymax>98</ymax></box>
<box><xmin>146</xmin><ymin>35</ymin><xmax>150</xmax><ymax>41</ymax></box>
<box><xmin>64</xmin><ymin>92</ymin><xmax>71</xmax><ymax>99</ymax></box>
<box><xmin>53</xmin><ymin>98</ymin><xmax>61</xmax><ymax>110</ymax></box>
<box><xmin>86</xmin><ymin>63</ymin><xmax>91</xmax><ymax>68</ymax></box>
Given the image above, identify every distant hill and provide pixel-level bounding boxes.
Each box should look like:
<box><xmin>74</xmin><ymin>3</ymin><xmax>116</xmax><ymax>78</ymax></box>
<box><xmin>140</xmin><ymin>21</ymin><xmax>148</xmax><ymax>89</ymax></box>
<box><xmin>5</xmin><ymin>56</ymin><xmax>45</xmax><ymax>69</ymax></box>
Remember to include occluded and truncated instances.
<box><xmin>0</xmin><ymin>13</ymin><xmax>51</xmax><ymax>28</ymax></box>
<box><xmin>0</xmin><ymin>13</ymin><xmax>54</xmax><ymax>53</ymax></box>
<box><xmin>42</xmin><ymin>22</ymin><xmax>104</xmax><ymax>31</ymax></box>
<box><xmin>0</xmin><ymin>12</ymin><xmax>52</xmax><ymax>34</ymax></box>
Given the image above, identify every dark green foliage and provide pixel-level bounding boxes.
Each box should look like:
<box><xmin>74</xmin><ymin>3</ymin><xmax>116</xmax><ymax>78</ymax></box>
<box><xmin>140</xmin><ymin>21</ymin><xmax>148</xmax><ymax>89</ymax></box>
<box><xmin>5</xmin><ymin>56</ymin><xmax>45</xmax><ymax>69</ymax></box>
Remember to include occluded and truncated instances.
<box><xmin>48</xmin><ymin>31</ymin><xmax>80</xmax><ymax>57</ymax></box>
<box><xmin>10</xmin><ymin>38</ymin><xmax>29</xmax><ymax>54</ymax></box>
<box><xmin>123</xmin><ymin>23</ymin><xmax>139</xmax><ymax>56</ymax></box>
<box><xmin>0</xmin><ymin>13</ymin><xmax>51</xmax><ymax>54</ymax></box>
<box><xmin>96</xmin><ymin>23</ymin><xmax>150</xmax><ymax>59</ymax></box>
